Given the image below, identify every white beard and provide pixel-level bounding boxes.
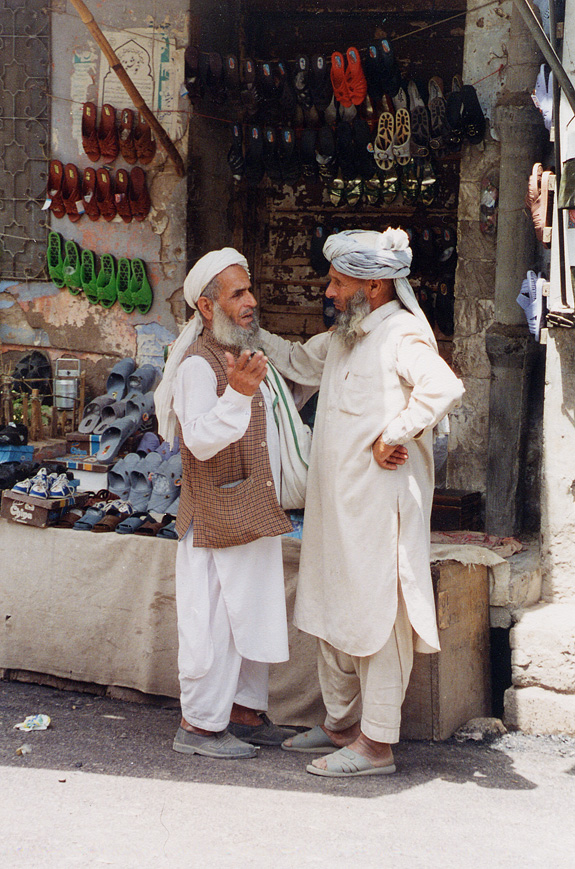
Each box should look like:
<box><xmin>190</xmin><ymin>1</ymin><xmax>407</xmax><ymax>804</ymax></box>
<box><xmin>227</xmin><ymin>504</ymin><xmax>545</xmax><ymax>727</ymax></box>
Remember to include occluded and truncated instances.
<box><xmin>211</xmin><ymin>303</ymin><xmax>260</xmax><ymax>351</ymax></box>
<box><xmin>334</xmin><ymin>290</ymin><xmax>371</xmax><ymax>348</ymax></box>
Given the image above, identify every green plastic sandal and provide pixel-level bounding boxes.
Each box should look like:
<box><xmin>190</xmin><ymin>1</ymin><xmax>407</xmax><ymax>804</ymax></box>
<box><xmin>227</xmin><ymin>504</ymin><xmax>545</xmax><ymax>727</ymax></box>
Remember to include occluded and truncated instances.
<box><xmin>117</xmin><ymin>257</ymin><xmax>134</xmax><ymax>313</ymax></box>
<box><xmin>47</xmin><ymin>231</ymin><xmax>65</xmax><ymax>288</ymax></box>
<box><xmin>96</xmin><ymin>253</ymin><xmax>117</xmax><ymax>308</ymax></box>
<box><xmin>80</xmin><ymin>249</ymin><xmax>99</xmax><ymax>304</ymax></box>
<box><xmin>129</xmin><ymin>258</ymin><xmax>153</xmax><ymax>314</ymax></box>
<box><xmin>62</xmin><ymin>240</ymin><xmax>83</xmax><ymax>295</ymax></box>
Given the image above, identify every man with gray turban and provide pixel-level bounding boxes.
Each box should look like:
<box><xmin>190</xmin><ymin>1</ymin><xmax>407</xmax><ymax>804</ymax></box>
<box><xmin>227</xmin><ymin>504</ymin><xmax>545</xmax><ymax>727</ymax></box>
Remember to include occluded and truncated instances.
<box><xmin>258</xmin><ymin>228</ymin><xmax>464</xmax><ymax>777</ymax></box>
<box><xmin>155</xmin><ymin>248</ymin><xmax>295</xmax><ymax>759</ymax></box>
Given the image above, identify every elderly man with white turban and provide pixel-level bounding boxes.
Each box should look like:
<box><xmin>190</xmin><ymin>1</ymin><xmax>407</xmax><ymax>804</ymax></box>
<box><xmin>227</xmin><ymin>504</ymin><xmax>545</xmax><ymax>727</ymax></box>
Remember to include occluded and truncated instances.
<box><xmin>258</xmin><ymin>227</ymin><xmax>465</xmax><ymax>777</ymax></box>
<box><xmin>155</xmin><ymin>249</ymin><xmax>295</xmax><ymax>759</ymax></box>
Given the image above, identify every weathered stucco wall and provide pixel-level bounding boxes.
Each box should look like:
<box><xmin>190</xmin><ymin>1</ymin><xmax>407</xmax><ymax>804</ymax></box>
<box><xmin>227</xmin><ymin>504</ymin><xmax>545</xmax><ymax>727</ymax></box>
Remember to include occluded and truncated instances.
<box><xmin>0</xmin><ymin>0</ymin><xmax>190</xmax><ymax>399</ymax></box>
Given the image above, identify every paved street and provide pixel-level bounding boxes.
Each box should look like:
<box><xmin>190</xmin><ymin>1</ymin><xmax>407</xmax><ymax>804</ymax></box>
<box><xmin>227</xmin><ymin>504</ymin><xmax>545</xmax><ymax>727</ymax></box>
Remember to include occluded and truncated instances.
<box><xmin>1</xmin><ymin>680</ymin><xmax>575</xmax><ymax>868</ymax></box>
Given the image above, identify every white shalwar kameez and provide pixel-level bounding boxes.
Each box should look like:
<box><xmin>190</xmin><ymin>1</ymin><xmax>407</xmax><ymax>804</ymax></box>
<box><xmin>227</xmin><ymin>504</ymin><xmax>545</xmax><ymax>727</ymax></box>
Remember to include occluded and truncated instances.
<box><xmin>259</xmin><ymin>301</ymin><xmax>464</xmax><ymax>739</ymax></box>
<box><xmin>173</xmin><ymin>355</ymin><xmax>289</xmax><ymax>732</ymax></box>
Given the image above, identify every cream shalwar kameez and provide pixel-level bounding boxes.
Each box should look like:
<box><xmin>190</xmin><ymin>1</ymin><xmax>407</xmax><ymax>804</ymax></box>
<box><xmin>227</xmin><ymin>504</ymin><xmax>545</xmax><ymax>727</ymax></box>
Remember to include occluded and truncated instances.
<box><xmin>260</xmin><ymin>300</ymin><xmax>464</xmax><ymax>741</ymax></box>
<box><xmin>173</xmin><ymin>355</ymin><xmax>289</xmax><ymax>732</ymax></box>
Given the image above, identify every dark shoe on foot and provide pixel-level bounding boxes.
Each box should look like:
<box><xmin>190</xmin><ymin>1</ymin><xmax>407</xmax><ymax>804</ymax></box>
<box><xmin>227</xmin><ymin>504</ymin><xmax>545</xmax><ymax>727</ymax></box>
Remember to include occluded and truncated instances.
<box><xmin>173</xmin><ymin>726</ymin><xmax>257</xmax><ymax>758</ymax></box>
<box><xmin>227</xmin><ymin>713</ymin><xmax>296</xmax><ymax>746</ymax></box>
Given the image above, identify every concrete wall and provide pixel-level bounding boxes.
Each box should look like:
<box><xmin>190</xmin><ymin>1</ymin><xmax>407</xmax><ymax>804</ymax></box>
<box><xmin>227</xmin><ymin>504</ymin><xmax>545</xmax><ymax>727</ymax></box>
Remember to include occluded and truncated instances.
<box><xmin>0</xmin><ymin>0</ymin><xmax>190</xmax><ymax>399</ymax></box>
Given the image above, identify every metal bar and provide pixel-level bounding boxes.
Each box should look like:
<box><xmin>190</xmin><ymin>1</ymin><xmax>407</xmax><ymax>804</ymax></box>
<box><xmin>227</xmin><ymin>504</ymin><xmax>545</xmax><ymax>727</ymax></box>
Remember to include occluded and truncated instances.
<box><xmin>513</xmin><ymin>0</ymin><xmax>575</xmax><ymax>114</ymax></box>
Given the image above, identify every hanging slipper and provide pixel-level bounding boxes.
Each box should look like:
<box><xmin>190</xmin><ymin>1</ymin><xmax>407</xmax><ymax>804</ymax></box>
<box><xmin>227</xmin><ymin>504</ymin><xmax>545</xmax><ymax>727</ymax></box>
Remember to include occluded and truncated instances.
<box><xmin>310</xmin><ymin>225</ymin><xmax>330</xmax><ymax>276</ymax></box>
<box><xmin>134</xmin><ymin>112</ymin><xmax>156</xmax><ymax>165</ymax></box>
<box><xmin>244</xmin><ymin>124</ymin><xmax>265</xmax><ymax>187</ymax></box>
<box><xmin>116</xmin><ymin>257</ymin><xmax>134</xmax><ymax>313</ymax></box>
<box><xmin>129</xmin><ymin>258</ymin><xmax>154</xmax><ymax>314</ymax></box>
<box><xmin>46</xmin><ymin>160</ymin><xmax>66</xmax><ymax>219</ymax></box>
<box><xmin>276</xmin><ymin>60</ymin><xmax>297</xmax><ymax>122</ymax></box>
<box><xmin>353</xmin><ymin>118</ymin><xmax>376</xmax><ymax>181</ymax></box>
<box><xmin>374</xmin><ymin>111</ymin><xmax>395</xmax><ymax>171</ymax></box>
<box><xmin>115</xmin><ymin>168</ymin><xmax>132</xmax><ymax>224</ymax></box>
<box><xmin>435</xmin><ymin>274</ymin><xmax>455</xmax><ymax>336</ymax></box>
<box><xmin>407</xmin><ymin>80</ymin><xmax>430</xmax><ymax>158</ymax></box>
<box><xmin>315</xmin><ymin>125</ymin><xmax>337</xmax><ymax>181</ymax></box>
<box><xmin>263</xmin><ymin>126</ymin><xmax>283</xmax><ymax>185</ymax></box>
<box><xmin>184</xmin><ymin>45</ymin><xmax>203</xmax><ymax>105</ymax></box>
<box><xmin>445</xmin><ymin>77</ymin><xmax>464</xmax><ymax>151</ymax></box>
<box><xmin>364</xmin><ymin>44</ymin><xmax>383</xmax><ymax>107</ymax></box>
<box><xmin>81</xmin><ymin>102</ymin><xmax>100</xmax><ymax>162</ymax></box>
<box><xmin>106</xmin><ymin>358</ymin><xmax>136</xmax><ymax>400</ymax></box>
<box><xmin>335</xmin><ymin>121</ymin><xmax>357</xmax><ymax>181</ymax></box>
<box><xmin>96</xmin><ymin>167</ymin><xmax>116</xmax><ymax>222</ymax></box>
<box><xmin>393</xmin><ymin>108</ymin><xmax>411</xmax><ymax>166</ymax></box>
<box><xmin>206</xmin><ymin>51</ymin><xmax>227</xmax><ymax>104</ymax></box>
<box><xmin>417</xmin><ymin>160</ymin><xmax>438</xmax><ymax>207</ymax></box>
<box><xmin>525</xmin><ymin>162</ymin><xmax>554</xmax><ymax>246</ymax></box>
<box><xmin>434</xmin><ymin>225</ymin><xmax>458</xmax><ymax>273</ymax></box>
<box><xmin>345</xmin><ymin>46</ymin><xmax>367</xmax><ymax>107</ymax></box>
<box><xmin>532</xmin><ymin>63</ymin><xmax>553</xmax><ymax>132</ymax></box>
<box><xmin>400</xmin><ymin>159</ymin><xmax>421</xmax><ymax>207</ymax></box>
<box><xmin>240</xmin><ymin>58</ymin><xmax>260</xmax><ymax>118</ymax></box>
<box><xmin>480</xmin><ymin>171</ymin><xmax>499</xmax><ymax>237</ymax></box>
<box><xmin>80</xmin><ymin>249</ymin><xmax>99</xmax><ymax>304</ymax></box>
<box><xmin>81</xmin><ymin>167</ymin><xmax>100</xmax><ymax>221</ymax></box>
<box><xmin>278</xmin><ymin>127</ymin><xmax>300</xmax><ymax>187</ymax></box>
<box><xmin>62</xmin><ymin>163</ymin><xmax>83</xmax><ymax>222</ymax></box>
<box><xmin>330</xmin><ymin>51</ymin><xmax>352</xmax><ymax>108</ymax></box>
<box><xmin>461</xmin><ymin>84</ymin><xmax>486</xmax><ymax>144</ymax></box>
<box><xmin>46</xmin><ymin>231</ymin><xmax>65</xmax><ymax>288</ymax></box>
<box><xmin>98</xmin><ymin>104</ymin><xmax>119</xmax><ymax>162</ymax></box>
<box><xmin>227</xmin><ymin>123</ymin><xmax>244</xmax><ymax>183</ymax></box>
<box><xmin>118</xmin><ymin>108</ymin><xmax>137</xmax><ymax>164</ymax></box>
<box><xmin>380</xmin><ymin>39</ymin><xmax>401</xmax><ymax>98</ymax></box>
<box><xmin>96</xmin><ymin>253</ymin><xmax>117</xmax><ymax>308</ymax></box>
<box><xmin>415</xmin><ymin>227</ymin><xmax>437</xmax><ymax>272</ymax></box>
<box><xmin>309</xmin><ymin>54</ymin><xmax>332</xmax><ymax>114</ymax></box>
<box><xmin>224</xmin><ymin>54</ymin><xmax>240</xmax><ymax>97</ymax></box>
<box><xmin>428</xmin><ymin>77</ymin><xmax>447</xmax><ymax>152</ymax></box>
<box><xmin>380</xmin><ymin>167</ymin><xmax>400</xmax><ymax>206</ymax></box>
<box><xmin>418</xmin><ymin>286</ymin><xmax>436</xmax><ymax>328</ymax></box>
<box><xmin>128</xmin><ymin>167</ymin><xmax>151</xmax><ymax>222</ymax></box>
<box><xmin>300</xmin><ymin>129</ymin><xmax>318</xmax><ymax>180</ymax></box>
<box><xmin>62</xmin><ymin>239</ymin><xmax>83</xmax><ymax>295</ymax></box>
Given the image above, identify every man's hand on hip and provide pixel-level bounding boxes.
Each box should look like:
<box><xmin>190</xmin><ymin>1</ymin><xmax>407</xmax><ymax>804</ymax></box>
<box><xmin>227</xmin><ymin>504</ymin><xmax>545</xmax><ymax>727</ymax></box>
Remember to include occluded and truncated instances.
<box><xmin>372</xmin><ymin>438</ymin><xmax>409</xmax><ymax>470</ymax></box>
<box><xmin>225</xmin><ymin>349</ymin><xmax>268</xmax><ymax>396</ymax></box>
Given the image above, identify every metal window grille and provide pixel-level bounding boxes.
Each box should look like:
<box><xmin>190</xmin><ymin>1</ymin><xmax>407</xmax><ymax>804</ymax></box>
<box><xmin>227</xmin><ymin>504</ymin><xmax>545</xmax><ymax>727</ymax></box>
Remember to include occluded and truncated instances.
<box><xmin>0</xmin><ymin>0</ymin><xmax>50</xmax><ymax>281</ymax></box>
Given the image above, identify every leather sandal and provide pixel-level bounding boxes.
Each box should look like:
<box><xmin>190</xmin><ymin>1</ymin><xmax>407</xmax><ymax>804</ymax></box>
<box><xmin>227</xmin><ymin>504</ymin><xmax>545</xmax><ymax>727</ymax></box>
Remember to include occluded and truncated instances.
<box><xmin>98</xmin><ymin>103</ymin><xmax>119</xmax><ymax>162</ymax></box>
<box><xmin>62</xmin><ymin>163</ymin><xmax>83</xmax><ymax>222</ymax></box>
<box><xmin>81</xmin><ymin>167</ymin><xmax>100</xmax><ymax>221</ymax></box>
<box><xmin>96</xmin><ymin>167</ymin><xmax>116</xmax><ymax>222</ymax></box>
<box><xmin>118</xmin><ymin>108</ymin><xmax>137</xmax><ymax>164</ymax></box>
<box><xmin>115</xmin><ymin>168</ymin><xmax>132</xmax><ymax>224</ymax></box>
<box><xmin>129</xmin><ymin>167</ymin><xmax>151</xmax><ymax>221</ymax></box>
<box><xmin>81</xmin><ymin>102</ymin><xmax>100</xmax><ymax>162</ymax></box>
<box><xmin>134</xmin><ymin>112</ymin><xmax>156</xmax><ymax>165</ymax></box>
<box><xmin>47</xmin><ymin>160</ymin><xmax>66</xmax><ymax>219</ymax></box>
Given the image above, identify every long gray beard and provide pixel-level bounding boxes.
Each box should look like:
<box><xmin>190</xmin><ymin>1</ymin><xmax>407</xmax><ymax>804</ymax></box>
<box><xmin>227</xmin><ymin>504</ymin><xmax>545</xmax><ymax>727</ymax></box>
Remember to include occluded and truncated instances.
<box><xmin>211</xmin><ymin>303</ymin><xmax>260</xmax><ymax>351</ymax></box>
<box><xmin>334</xmin><ymin>290</ymin><xmax>371</xmax><ymax>348</ymax></box>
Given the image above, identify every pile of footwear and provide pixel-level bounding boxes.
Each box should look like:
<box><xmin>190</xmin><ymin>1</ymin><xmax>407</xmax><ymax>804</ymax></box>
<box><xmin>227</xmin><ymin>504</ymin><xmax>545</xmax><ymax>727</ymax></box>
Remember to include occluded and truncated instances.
<box><xmin>47</xmin><ymin>232</ymin><xmax>153</xmax><ymax>314</ymax></box>
<box><xmin>187</xmin><ymin>39</ymin><xmax>485</xmax><ymax>207</ymax></box>
<box><xmin>63</xmin><ymin>489</ymin><xmax>178</xmax><ymax>537</ymax></box>
<box><xmin>46</xmin><ymin>160</ymin><xmax>151</xmax><ymax>224</ymax></box>
<box><xmin>12</xmin><ymin>467</ymin><xmax>77</xmax><ymax>499</ymax></box>
<box><xmin>77</xmin><ymin>359</ymin><xmax>161</xmax><ymax>464</ymax></box>
<box><xmin>81</xmin><ymin>103</ymin><xmax>156</xmax><ymax>165</ymax></box>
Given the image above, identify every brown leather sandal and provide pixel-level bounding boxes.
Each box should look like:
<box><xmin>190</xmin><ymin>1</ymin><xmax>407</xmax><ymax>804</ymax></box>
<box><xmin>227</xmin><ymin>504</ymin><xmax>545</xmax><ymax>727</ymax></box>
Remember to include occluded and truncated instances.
<box><xmin>119</xmin><ymin>108</ymin><xmax>137</xmax><ymax>164</ymax></box>
<box><xmin>82</xmin><ymin>102</ymin><xmax>100</xmax><ymax>162</ymax></box>
<box><xmin>115</xmin><ymin>168</ymin><xmax>132</xmax><ymax>223</ymax></box>
<box><xmin>47</xmin><ymin>160</ymin><xmax>66</xmax><ymax>219</ymax></box>
<box><xmin>82</xmin><ymin>167</ymin><xmax>100</xmax><ymax>221</ymax></box>
<box><xmin>96</xmin><ymin>167</ymin><xmax>116</xmax><ymax>222</ymax></box>
<box><xmin>128</xmin><ymin>167</ymin><xmax>151</xmax><ymax>221</ymax></box>
<box><xmin>62</xmin><ymin>163</ymin><xmax>83</xmax><ymax>222</ymax></box>
<box><xmin>134</xmin><ymin>112</ymin><xmax>157</xmax><ymax>164</ymax></box>
<box><xmin>98</xmin><ymin>103</ymin><xmax>119</xmax><ymax>162</ymax></box>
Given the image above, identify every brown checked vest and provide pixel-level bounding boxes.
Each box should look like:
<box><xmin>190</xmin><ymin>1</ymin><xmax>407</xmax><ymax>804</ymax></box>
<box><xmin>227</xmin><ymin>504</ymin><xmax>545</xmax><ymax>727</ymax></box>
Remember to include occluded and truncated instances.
<box><xmin>175</xmin><ymin>329</ymin><xmax>292</xmax><ymax>547</ymax></box>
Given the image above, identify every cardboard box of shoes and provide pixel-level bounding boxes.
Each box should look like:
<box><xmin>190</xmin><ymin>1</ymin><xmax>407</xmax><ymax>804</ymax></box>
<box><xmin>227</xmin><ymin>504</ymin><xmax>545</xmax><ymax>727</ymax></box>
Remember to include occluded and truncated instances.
<box><xmin>1</xmin><ymin>469</ymin><xmax>88</xmax><ymax>528</ymax></box>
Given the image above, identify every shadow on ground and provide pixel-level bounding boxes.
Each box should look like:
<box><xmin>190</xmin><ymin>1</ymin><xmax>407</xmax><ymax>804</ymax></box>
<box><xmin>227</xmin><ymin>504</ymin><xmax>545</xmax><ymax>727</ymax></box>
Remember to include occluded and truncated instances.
<box><xmin>0</xmin><ymin>680</ymin><xmax>558</xmax><ymax>798</ymax></box>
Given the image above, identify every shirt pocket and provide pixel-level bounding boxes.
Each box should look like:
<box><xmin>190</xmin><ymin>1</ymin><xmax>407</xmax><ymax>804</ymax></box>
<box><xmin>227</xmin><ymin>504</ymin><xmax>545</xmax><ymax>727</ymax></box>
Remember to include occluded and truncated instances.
<box><xmin>338</xmin><ymin>372</ymin><xmax>378</xmax><ymax>416</ymax></box>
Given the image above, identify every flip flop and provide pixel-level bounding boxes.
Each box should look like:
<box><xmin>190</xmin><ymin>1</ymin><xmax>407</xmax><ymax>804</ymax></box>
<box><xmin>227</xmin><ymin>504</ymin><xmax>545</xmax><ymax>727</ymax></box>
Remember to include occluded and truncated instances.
<box><xmin>107</xmin><ymin>452</ymin><xmax>141</xmax><ymax>500</ymax></box>
<box><xmin>96</xmin><ymin>417</ymin><xmax>139</xmax><ymax>464</ymax></box>
<box><xmin>106</xmin><ymin>358</ymin><xmax>136</xmax><ymax>400</ymax></box>
<box><xmin>128</xmin><ymin>364</ymin><xmax>159</xmax><ymax>395</ymax></box>
<box><xmin>306</xmin><ymin>746</ymin><xmax>396</xmax><ymax>778</ymax></box>
<box><xmin>147</xmin><ymin>454</ymin><xmax>182</xmax><ymax>514</ymax></box>
<box><xmin>281</xmin><ymin>725</ymin><xmax>340</xmax><ymax>754</ymax></box>
<box><xmin>393</xmin><ymin>108</ymin><xmax>411</xmax><ymax>166</ymax></box>
<box><xmin>374</xmin><ymin>111</ymin><xmax>394</xmax><ymax>171</ymax></box>
<box><xmin>78</xmin><ymin>394</ymin><xmax>115</xmax><ymax>434</ymax></box>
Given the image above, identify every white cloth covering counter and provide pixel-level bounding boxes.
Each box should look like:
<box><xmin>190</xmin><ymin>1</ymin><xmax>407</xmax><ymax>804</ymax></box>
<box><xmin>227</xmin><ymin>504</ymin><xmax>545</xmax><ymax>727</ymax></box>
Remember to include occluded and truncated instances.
<box><xmin>259</xmin><ymin>300</ymin><xmax>465</xmax><ymax>658</ymax></box>
<box><xmin>173</xmin><ymin>355</ymin><xmax>289</xmax><ymax>675</ymax></box>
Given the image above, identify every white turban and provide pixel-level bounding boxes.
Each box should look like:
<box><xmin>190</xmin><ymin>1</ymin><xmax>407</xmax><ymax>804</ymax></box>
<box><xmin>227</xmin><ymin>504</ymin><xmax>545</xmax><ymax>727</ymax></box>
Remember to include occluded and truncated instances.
<box><xmin>323</xmin><ymin>227</ymin><xmax>437</xmax><ymax>349</ymax></box>
<box><xmin>155</xmin><ymin>248</ymin><xmax>250</xmax><ymax>445</ymax></box>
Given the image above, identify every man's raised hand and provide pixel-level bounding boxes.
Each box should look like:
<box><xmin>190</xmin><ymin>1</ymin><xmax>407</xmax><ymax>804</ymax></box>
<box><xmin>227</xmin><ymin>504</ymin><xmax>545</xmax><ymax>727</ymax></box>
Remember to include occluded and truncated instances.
<box><xmin>225</xmin><ymin>349</ymin><xmax>268</xmax><ymax>396</ymax></box>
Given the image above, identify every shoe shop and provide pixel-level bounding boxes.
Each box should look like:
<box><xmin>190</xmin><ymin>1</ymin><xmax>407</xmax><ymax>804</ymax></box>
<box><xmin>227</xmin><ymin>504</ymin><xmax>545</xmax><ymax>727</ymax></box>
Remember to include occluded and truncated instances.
<box><xmin>2</xmin><ymin>0</ymin><xmax>575</xmax><ymax>738</ymax></box>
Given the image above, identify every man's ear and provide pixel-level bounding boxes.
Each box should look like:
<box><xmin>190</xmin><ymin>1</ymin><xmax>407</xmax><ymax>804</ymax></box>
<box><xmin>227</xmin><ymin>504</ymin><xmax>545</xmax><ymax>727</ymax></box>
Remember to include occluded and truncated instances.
<box><xmin>196</xmin><ymin>296</ymin><xmax>213</xmax><ymax>324</ymax></box>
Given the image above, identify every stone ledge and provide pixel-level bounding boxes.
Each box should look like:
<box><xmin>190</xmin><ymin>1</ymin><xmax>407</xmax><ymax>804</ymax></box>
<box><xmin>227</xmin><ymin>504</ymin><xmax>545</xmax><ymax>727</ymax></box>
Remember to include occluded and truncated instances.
<box><xmin>510</xmin><ymin>602</ymin><xmax>575</xmax><ymax>692</ymax></box>
<box><xmin>504</xmin><ymin>686</ymin><xmax>575</xmax><ymax>735</ymax></box>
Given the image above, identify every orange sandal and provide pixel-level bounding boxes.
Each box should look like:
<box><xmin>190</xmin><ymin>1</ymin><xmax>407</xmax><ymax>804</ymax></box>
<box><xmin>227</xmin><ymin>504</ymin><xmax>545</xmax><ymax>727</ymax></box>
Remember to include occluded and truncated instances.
<box><xmin>345</xmin><ymin>46</ymin><xmax>367</xmax><ymax>106</ymax></box>
<box><xmin>330</xmin><ymin>51</ymin><xmax>352</xmax><ymax>107</ymax></box>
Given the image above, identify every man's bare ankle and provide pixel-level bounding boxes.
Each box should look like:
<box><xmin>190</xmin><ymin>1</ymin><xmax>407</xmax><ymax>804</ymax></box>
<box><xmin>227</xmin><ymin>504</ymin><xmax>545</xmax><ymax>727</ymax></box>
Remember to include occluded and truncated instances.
<box><xmin>321</xmin><ymin>722</ymin><xmax>360</xmax><ymax>746</ymax></box>
<box><xmin>180</xmin><ymin>717</ymin><xmax>214</xmax><ymax>736</ymax></box>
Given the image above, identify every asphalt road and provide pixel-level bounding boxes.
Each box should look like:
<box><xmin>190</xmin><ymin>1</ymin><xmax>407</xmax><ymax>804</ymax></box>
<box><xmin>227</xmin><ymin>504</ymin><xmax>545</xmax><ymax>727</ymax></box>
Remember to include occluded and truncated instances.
<box><xmin>1</xmin><ymin>680</ymin><xmax>575</xmax><ymax>868</ymax></box>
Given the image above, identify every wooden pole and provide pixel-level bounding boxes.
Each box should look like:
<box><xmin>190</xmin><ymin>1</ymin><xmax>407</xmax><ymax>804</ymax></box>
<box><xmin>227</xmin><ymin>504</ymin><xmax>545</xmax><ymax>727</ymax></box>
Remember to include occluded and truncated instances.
<box><xmin>68</xmin><ymin>0</ymin><xmax>186</xmax><ymax>177</ymax></box>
